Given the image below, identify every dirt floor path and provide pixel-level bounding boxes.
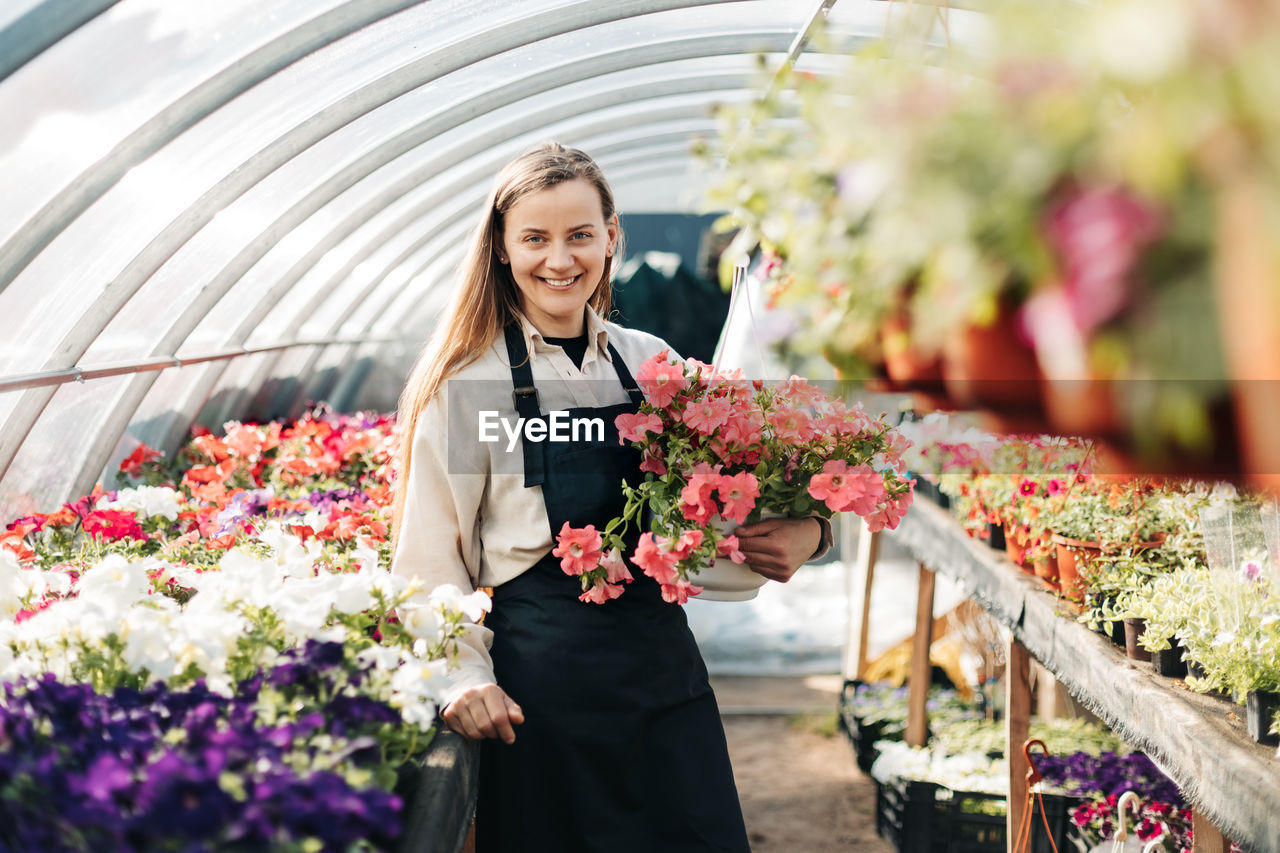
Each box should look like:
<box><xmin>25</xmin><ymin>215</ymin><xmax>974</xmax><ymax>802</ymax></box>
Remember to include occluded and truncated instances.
<box><xmin>713</xmin><ymin>675</ymin><xmax>893</xmax><ymax>853</ymax></box>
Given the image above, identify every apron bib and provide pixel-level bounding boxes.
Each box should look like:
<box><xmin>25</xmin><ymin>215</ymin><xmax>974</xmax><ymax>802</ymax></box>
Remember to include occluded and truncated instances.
<box><xmin>474</xmin><ymin>325</ymin><xmax>750</xmax><ymax>853</ymax></box>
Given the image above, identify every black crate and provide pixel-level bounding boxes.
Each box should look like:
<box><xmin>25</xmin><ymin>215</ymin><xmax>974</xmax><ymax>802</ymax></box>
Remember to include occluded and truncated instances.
<box><xmin>837</xmin><ymin>681</ymin><xmax>888</xmax><ymax>773</ymax></box>
<box><xmin>875</xmin><ymin>777</ymin><xmax>1080</xmax><ymax>853</ymax></box>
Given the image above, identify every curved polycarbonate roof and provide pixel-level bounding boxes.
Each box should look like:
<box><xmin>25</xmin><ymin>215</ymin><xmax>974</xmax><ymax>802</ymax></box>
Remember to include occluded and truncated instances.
<box><xmin>0</xmin><ymin>0</ymin><xmax>980</xmax><ymax>517</ymax></box>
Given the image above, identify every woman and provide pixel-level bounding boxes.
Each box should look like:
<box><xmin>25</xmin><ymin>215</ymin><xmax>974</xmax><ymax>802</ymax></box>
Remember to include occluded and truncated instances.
<box><xmin>391</xmin><ymin>143</ymin><xmax>829</xmax><ymax>852</ymax></box>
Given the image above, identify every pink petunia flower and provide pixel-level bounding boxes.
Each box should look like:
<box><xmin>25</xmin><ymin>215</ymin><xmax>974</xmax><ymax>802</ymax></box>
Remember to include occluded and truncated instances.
<box><xmin>807</xmin><ymin>460</ymin><xmax>887</xmax><ymax>516</ymax></box>
<box><xmin>639</xmin><ymin>445</ymin><xmax>667</xmax><ymax>476</ymax></box>
<box><xmin>552</xmin><ymin>522</ymin><xmax>603</xmax><ymax>576</ymax></box>
<box><xmin>682</xmin><ymin>396</ymin><xmax>733</xmax><ymax>437</ymax></box>
<box><xmin>679</xmin><ymin>462</ymin><xmax>721</xmax><ymax>525</ymax></box>
<box><xmin>717</xmin><ymin>472</ymin><xmax>760</xmax><ymax>525</ymax></box>
<box><xmin>672</xmin><ymin>528</ymin><xmax>705</xmax><ymax>560</ymax></box>
<box><xmin>659</xmin><ymin>578</ymin><xmax>703</xmax><ymax>605</ymax></box>
<box><xmin>615</xmin><ymin>412</ymin><xmax>664</xmax><ymax>444</ymax></box>
<box><xmin>579</xmin><ymin>578</ymin><xmax>627</xmax><ymax>604</ymax></box>
<box><xmin>600</xmin><ymin>548</ymin><xmax>633</xmax><ymax>584</ymax></box>
<box><xmin>768</xmin><ymin>406</ymin><xmax>817</xmax><ymax>443</ymax></box>
<box><xmin>716</xmin><ymin>535</ymin><xmax>746</xmax><ymax>564</ymax></box>
<box><xmin>635</xmin><ymin>351</ymin><xmax>686</xmax><ymax>409</ymax></box>
<box><xmin>634</xmin><ymin>532</ymin><xmax>680</xmax><ymax>585</ymax></box>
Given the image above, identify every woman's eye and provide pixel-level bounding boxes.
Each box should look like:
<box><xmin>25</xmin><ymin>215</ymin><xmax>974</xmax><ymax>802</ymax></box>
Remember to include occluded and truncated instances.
<box><xmin>572</xmin><ymin>232</ymin><xmax>591</xmax><ymax>240</ymax></box>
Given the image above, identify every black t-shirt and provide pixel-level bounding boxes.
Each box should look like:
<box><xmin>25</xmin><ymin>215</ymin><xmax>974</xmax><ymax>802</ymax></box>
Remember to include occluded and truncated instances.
<box><xmin>544</xmin><ymin>332</ymin><xmax>590</xmax><ymax>370</ymax></box>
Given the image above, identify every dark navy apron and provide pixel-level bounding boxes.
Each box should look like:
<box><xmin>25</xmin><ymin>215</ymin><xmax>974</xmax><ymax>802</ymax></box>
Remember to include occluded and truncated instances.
<box><xmin>475</xmin><ymin>324</ymin><xmax>750</xmax><ymax>853</ymax></box>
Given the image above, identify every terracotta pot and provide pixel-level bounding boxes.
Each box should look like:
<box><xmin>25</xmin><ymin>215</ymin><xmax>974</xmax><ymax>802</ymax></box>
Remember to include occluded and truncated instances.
<box><xmin>1032</xmin><ymin>552</ymin><xmax>1059</xmax><ymax>590</ymax></box>
<box><xmin>1042</xmin><ymin>376</ymin><xmax>1123</xmax><ymax>440</ymax></box>
<box><xmin>882</xmin><ymin>314</ymin><xmax>945</xmax><ymax>388</ymax></box>
<box><xmin>1052</xmin><ymin>536</ymin><xmax>1099</xmax><ymax>605</ymax></box>
<box><xmin>941</xmin><ymin>308</ymin><xmax>1044</xmax><ymax>424</ymax></box>
<box><xmin>1213</xmin><ymin>172</ymin><xmax>1280</xmax><ymax>493</ymax></box>
<box><xmin>1003</xmin><ymin>523</ymin><xmax>1027</xmax><ymax>566</ymax></box>
<box><xmin>1123</xmin><ymin>617</ymin><xmax>1151</xmax><ymax>662</ymax></box>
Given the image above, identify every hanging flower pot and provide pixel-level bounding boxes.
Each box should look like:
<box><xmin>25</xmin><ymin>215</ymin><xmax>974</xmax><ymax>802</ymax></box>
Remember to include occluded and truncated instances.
<box><xmin>1245</xmin><ymin>690</ymin><xmax>1280</xmax><ymax>746</ymax></box>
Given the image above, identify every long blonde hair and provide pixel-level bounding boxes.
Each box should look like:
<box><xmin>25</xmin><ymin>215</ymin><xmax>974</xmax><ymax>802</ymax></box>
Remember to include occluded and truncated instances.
<box><xmin>391</xmin><ymin>142</ymin><xmax>620</xmax><ymax>541</ymax></box>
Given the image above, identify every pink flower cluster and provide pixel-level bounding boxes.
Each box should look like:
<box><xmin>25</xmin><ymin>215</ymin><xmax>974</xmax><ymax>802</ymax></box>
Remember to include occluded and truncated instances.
<box><xmin>552</xmin><ymin>522</ymin><xmax>635</xmax><ymax>604</ymax></box>
<box><xmin>806</xmin><ymin>460</ymin><xmax>914</xmax><ymax>532</ymax></box>
<box><xmin>554</xmin><ymin>351</ymin><xmax>914</xmax><ymax>605</ymax></box>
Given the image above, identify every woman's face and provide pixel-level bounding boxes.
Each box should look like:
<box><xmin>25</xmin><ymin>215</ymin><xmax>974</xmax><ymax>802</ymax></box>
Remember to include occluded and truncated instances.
<box><xmin>499</xmin><ymin>178</ymin><xmax>618</xmax><ymax>338</ymax></box>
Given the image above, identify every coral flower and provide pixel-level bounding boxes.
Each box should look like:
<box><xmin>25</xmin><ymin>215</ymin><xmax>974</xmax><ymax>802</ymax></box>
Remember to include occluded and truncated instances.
<box><xmin>679</xmin><ymin>463</ymin><xmax>721</xmax><ymax>526</ymax></box>
<box><xmin>659</xmin><ymin>578</ymin><xmax>703</xmax><ymax>605</ymax></box>
<box><xmin>579</xmin><ymin>578</ymin><xmax>626</xmax><ymax>604</ymax></box>
<box><xmin>682</xmin><ymin>397</ymin><xmax>732</xmax><ymax>437</ymax></box>
<box><xmin>635</xmin><ymin>351</ymin><xmax>686</xmax><ymax>408</ymax></box>
<box><xmin>716</xmin><ymin>535</ymin><xmax>746</xmax><ymax>564</ymax></box>
<box><xmin>552</xmin><ymin>522</ymin><xmax>603</xmax><ymax>576</ymax></box>
<box><xmin>600</xmin><ymin>548</ymin><xmax>633</xmax><ymax>585</ymax></box>
<box><xmin>633</xmin><ymin>532</ymin><xmax>679</xmax><ymax>585</ymax></box>
<box><xmin>615</xmin><ymin>412</ymin><xmax>663</xmax><ymax>444</ymax></box>
<box><xmin>768</xmin><ymin>406</ymin><xmax>817</xmax><ymax>443</ymax></box>
<box><xmin>716</xmin><ymin>472</ymin><xmax>760</xmax><ymax>525</ymax></box>
<box><xmin>807</xmin><ymin>460</ymin><xmax>886</xmax><ymax>515</ymax></box>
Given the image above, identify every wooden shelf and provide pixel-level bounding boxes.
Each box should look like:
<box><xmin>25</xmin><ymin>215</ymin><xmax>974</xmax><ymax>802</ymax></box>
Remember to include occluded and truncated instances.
<box><xmin>890</xmin><ymin>498</ymin><xmax>1280</xmax><ymax>852</ymax></box>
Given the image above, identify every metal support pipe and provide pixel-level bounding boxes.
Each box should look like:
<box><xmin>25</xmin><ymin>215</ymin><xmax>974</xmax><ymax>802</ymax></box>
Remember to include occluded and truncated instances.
<box><xmin>0</xmin><ymin>0</ymin><xmax>430</xmax><ymax>296</ymax></box>
<box><xmin>0</xmin><ymin>31</ymin><xmax>772</xmax><ymax>487</ymax></box>
<box><xmin>0</xmin><ymin>0</ymin><xmax>121</xmax><ymax>86</ymax></box>
<box><xmin>0</xmin><ymin>338</ymin><xmax>389</xmax><ymax>395</ymax></box>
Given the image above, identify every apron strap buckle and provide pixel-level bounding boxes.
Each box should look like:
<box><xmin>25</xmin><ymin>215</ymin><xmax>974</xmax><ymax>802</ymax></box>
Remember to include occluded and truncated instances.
<box><xmin>512</xmin><ymin>385</ymin><xmax>540</xmax><ymax>412</ymax></box>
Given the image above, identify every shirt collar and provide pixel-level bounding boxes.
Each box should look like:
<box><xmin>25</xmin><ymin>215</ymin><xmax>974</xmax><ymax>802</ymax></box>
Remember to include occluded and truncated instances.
<box><xmin>516</xmin><ymin>306</ymin><xmax>613</xmax><ymax>363</ymax></box>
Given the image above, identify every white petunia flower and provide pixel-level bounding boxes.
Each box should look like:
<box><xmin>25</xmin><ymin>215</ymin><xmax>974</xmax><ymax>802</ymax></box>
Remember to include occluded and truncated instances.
<box><xmin>76</xmin><ymin>554</ymin><xmax>153</xmax><ymax>614</ymax></box>
<box><xmin>428</xmin><ymin>585</ymin><xmax>491</xmax><ymax>623</ymax></box>
<box><xmin>99</xmin><ymin>486</ymin><xmax>183</xmax><ymax>520</ymax></box>
<box><xmin>397</xmin><ymin>601</ymin><xmax>445</xmax><ymax>640</ymax></box>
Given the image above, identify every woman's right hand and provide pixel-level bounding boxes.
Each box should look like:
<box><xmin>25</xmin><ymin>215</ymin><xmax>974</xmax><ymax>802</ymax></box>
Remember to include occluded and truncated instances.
<box><xmin>442</xmin><ymin>684</ymin><xmax>525</xmax><ymax>744</ymax></box>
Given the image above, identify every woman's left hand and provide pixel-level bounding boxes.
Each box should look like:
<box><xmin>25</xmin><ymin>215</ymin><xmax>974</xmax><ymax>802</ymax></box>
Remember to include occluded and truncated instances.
<box><xmin>734</xmin><ymin>516</ymin><xmax>822</xmax><ymax>583</ymax></box>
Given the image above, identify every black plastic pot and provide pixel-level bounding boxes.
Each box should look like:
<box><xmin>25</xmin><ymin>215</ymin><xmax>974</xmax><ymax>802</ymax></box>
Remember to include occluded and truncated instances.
<box><xmin>1107</xmin><ymin>619</ymin><xmax>1126</xmax><ymax>650</ymax></box>
<box><xmin>988</xmin><ymin>522</ymin><xmax>1006</xmax><ymax>551</ymax></box>
<box><xmin>1152</xmin><ymin>641</ymin><xmax>1188</xmax><ymax>679</ymax></box>
<box><xmin>1123</xmin><ymin>618</ymin><xmax>1151</xmax><ymax>663</ymax></box>
<box><xmin>1246</xmin><ymin>691</ymin><xmax>1280</xmax><ymax>746</ymax></box>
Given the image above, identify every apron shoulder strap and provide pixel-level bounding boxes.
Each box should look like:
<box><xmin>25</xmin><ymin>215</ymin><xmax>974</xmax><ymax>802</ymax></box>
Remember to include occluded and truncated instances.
<box><xmin>607</xmin><ymin>341</ymin><xmax>645</xmax><ymax>406</ymax></box>
<box><xmin>503</xmin><ymin>323</ymin><xmax>546</xmax><ymax>488</ymax></box>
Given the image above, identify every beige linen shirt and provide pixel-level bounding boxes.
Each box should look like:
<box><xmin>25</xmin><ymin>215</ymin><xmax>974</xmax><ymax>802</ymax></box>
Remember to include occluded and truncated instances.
<box><xmin>391</xmin><ymin>308</ymin><xmax>675</xmax><ymax>704</ymax></box>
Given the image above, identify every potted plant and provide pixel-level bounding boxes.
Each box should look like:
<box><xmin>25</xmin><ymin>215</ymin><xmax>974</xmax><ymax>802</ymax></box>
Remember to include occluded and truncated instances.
<box><xmin>551</xmin><ymin>352</ymin><xmax>915</xmax><ymax>604</ymax></box>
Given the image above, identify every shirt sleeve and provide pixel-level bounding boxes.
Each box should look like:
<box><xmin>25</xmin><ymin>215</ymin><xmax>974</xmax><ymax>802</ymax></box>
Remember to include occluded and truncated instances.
<box><xmin>391</xmin><ymin>392</ymin><xmax>496</xmax><ymax>708</ymax></box>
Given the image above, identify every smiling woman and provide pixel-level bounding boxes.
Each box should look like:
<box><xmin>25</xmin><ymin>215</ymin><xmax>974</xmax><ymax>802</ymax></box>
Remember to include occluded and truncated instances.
<box><xmin>388</xmin><ymin>142</ymin><xmax>826</xmax><ymax>852</ymax></box>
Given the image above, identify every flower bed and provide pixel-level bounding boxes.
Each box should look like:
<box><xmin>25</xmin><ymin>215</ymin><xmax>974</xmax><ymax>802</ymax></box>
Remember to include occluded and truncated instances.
<box><xmin>1</xmin><ymin>409</ymin><xmax>484</xmax><ymax>851</ymax></box>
